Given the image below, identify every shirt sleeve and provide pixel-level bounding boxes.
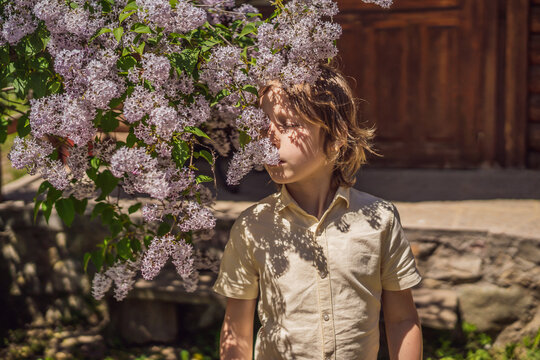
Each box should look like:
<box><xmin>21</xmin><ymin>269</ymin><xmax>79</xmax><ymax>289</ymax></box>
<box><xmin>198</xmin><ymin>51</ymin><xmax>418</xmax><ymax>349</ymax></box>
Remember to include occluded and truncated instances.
<box><xmin>381</xmin><ymin>203</ymin><xmax>422</xmax><ymax>291</ymax></box>
<box><xmin>212</xmin><ymin>217</ymin><xmax>260</xmax><ymax>299</ymax></box>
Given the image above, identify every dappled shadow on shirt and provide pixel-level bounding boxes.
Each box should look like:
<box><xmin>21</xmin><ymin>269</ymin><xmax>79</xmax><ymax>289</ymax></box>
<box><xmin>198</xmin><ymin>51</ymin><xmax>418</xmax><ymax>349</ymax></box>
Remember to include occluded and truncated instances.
<box><xmin>229</xmin><ymin>193</ymin><xmax>395</xmax><ymax>358</ymax></box>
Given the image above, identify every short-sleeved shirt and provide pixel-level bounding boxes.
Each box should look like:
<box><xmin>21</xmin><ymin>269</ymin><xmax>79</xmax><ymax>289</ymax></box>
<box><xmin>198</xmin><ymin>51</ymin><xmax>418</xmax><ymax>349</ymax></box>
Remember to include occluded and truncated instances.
<box><xmin>212</xmin><ymin>185</ymin><xmax>422</xmax><ymax>360</ymax></box>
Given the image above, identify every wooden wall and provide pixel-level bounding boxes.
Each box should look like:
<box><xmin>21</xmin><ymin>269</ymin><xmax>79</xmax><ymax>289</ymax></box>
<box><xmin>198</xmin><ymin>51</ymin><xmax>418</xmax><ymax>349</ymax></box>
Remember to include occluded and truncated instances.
<box><xmin>529</xmin><ymin>0</ymin><xmax>540</xmax><ymax>168</ymax></box>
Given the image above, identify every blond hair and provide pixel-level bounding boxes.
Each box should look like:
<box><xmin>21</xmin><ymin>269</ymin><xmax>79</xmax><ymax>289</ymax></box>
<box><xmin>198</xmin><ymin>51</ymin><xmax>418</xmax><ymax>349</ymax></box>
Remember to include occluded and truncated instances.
<box><xmin>260</xmin><ymin>62</ymin><xmax>379</xmax><ymax>187</ymax></box>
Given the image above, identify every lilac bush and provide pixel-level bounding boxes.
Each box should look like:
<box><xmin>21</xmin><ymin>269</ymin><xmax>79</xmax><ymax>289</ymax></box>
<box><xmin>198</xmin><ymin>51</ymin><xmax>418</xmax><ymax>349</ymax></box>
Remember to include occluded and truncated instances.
<box><xmin>1</xmin><ymin>0</ymin><xmax>393</xmax><ymax>301</ymax></box>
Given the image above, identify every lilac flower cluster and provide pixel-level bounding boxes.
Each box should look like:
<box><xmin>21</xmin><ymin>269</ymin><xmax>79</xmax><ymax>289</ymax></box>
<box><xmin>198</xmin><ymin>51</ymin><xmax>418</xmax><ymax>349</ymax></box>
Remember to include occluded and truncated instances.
<box><xmin>140</xmin><ymin>234</ymin><xmax>194</xmax><ymax>284</ymax></box>
<box><xmin>251</xmin><ymin>0</ymin><xmax>343</xmax><ymax>89</ymax></box>
<box><xmin>226</xmin><ymin>137</ymin><xmax>280</xmax><ymax>185</ymax></box>
<box><xmin>3</xmin><ymin>0</ymin><xmax>393</xmax><ymax>301</ymax></box>
<box><xmin>237</xmin><ymin>106</ymin><xmax>270</xmax><ymax>138</ymax></box>
<box><xmin>91</xmin><ymin>259</ymin><xmax>140</xmax><ymax>301</ymax></box>
<box><xmin>8</xmin><ymin>137</ymin><xmax>69</xmax><ymax>190</ymax></box>
<box><xmin>136</xmin><ymin>0</ymin><xmax>206</xmax><ymax>34</ymax></box>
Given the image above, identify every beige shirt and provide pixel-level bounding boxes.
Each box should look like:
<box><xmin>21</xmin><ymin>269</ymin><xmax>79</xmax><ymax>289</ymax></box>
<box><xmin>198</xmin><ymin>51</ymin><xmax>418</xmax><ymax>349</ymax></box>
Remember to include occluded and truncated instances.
<box><xmin>213</xmin><ymin>186</ymin><xmax>422</xmax><ymax>360</ymax></box>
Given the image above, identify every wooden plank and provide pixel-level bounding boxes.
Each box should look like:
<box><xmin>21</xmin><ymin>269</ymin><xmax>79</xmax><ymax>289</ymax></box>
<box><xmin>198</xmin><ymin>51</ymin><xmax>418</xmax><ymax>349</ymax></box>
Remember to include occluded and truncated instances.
<box><xmin>339</xmin><ymin>0</ymin><xmax>460</xmax><ymax>11</ymax></box>
<box><xmin>532</xmin><ymin>7</ymin><xmax>540</xmax><ymax>33</ymax></box>
<box><xmin>530</xmin><ymin>35</ymin><xmax>540</xmax><ymax>64</ymax></box>
<box><xmin>530</xmin><ymin>94</ymin><xmax>540</xmax><ymax>122</ymax></box>
<box><xmin>502</xmin><ymin>0</ymin><xmax>529</xmax><ymax>167</ymax></box>
<box><xmin>529</xmin><ymin>67</ymin><xmax>540</xmax><ymax>93</ymax></box>
<box><xmin>529</xmin><ymin>123</ymin><xmax>540</xmax><ymax>152</ymax></box>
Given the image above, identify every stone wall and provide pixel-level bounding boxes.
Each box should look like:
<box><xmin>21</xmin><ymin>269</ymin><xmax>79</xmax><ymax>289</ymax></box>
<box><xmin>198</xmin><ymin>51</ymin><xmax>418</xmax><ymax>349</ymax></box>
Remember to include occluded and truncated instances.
<box><xmin>408</xmin><ymin>229</ymin><xmax>540</xmax><ymax>347</ymax></box>
<box><xmin>1</xmin><ymin>200</ymin><xmax>539</xmax><ymax>355</ymax></box>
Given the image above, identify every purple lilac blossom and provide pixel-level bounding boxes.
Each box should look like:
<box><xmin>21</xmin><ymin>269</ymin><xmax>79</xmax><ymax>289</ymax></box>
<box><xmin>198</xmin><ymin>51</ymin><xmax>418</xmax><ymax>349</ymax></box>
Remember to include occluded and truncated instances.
<box><xmin>141</xmin><ymin>235</ymin><xmax>194</xmax><ymax>283</ymax></box>
<box><xmin>236</xmin><ymin>106</ymin><xmax>270</xmax><ymax>138</ymax></box>
<box><xmin>226</xmin><ymin>137</ymin><xmax>280</xmax><ymax>185</ymax></box>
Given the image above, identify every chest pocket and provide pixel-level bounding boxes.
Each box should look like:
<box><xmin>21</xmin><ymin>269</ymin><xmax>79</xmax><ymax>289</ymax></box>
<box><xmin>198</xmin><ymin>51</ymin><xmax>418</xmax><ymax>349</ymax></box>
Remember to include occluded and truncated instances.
<box><xmin>330</xmin><ymin>227</ymin><xmax>382</xmax><ymax>282</ymax></box>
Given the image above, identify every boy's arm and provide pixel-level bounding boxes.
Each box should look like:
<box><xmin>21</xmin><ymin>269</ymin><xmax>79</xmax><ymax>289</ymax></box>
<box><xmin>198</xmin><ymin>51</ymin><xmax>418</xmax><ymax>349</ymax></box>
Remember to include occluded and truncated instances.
<box><xmin>382</xmin><ymin>288</ymin><xmax>423</xmax><ymax>360</ymax></box>
<box><xmin>220</xmin><ymin>297</ymin><xmax>257</xmax><ymax>360</ymax></box>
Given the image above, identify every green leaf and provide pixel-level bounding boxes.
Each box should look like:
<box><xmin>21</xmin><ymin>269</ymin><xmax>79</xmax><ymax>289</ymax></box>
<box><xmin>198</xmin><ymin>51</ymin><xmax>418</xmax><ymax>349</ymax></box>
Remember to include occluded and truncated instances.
<box><xmin>242</xmin><ymin>84</ymin><xmax>258</xmax><ymax>97</ymax></box>
<box><xmin>211</xmin><ymin>88</ymin><xmax>230</xmax><ymax>106</ymax></box>
<box><xmin>157</xmin><ymin>222</ymin><xmax>171</xmax><ymax>236</ymax></box>
<box><xmin>41</xmin><ymin>201</ymin><xmax>52</xmax><ymax>223</ymax></box>
<box><xmin>91</xmin><ymin>249</ymin><xmax>104</xmax><ymax>272</ymax></box>
<box><xmin>36</xmin><ymin>181</ymin><xmax>51</xmax><ymax>196</ymax></box>
<box><xmin>119</xmin><ymin>10</ymin><xmax>136</xmax><ymax>23</ymax></box>
<box><xmin>109</xmin><ymin>221</ymin><xmax>122</xmax><ymax>237</ymax></box>
<box><xmin>128</xmin><ymin>203</ymin><xmax>141</xmax><ymax>214</ymax></box>
<box><xmin>90</xmin><ymin>27</ymin><xmax>112</xmax><ymax>42</ymax></box>
<box><xmin>126</xmin><ymin>132</ymin><xmax>137</xmax><ymax>147</ymax></box>
<box><xmin>101</xmin><ymin>207</ymin><xmax>114</xmax><ymax>226</ymax></box>
<box><xmin>169</xmin><ymin>49</ymin><xmax>199</xmax><ymax>74</ymax></box>
<box><xmin>238</xmin><ymin>23</ymin><xmax>257</xmax><ymax>39</ymax></box>
<box><xmin>55</xmin><ymin>198</ymin><xmax>75</xmax><ymax>227</ymax></box>
<box><xmin>13</xmin><ymin>76</ymin><xmax>28</xmax><ymax>98</ymax></box>
<box><xmin>117</xmin><ymin>55</ymin><xmax>137</xmax><ymax>71</ymax></box>
<box><xmin>116</xmin><ymin>237</ymin><xmax>131</xmax><ymax>260</ymax></box>
<box><xmin>124</xmin><ymin>1</ymin><xmax>138</xmax><ymax>11</ymax></box>
<box><xmin>239</xmin><ymin>130</ymin><xmax>251</xmax><ymax>148</ymax></box>
<box><xmin>72</xmin><ymin>197</ymin><xmax>88</xmax><ymax>215</ymax></box>
<box><xmin>130</xmin><ymin>237</ymin><xmax>141</xmax><ymax>253</ymax></box>
<box><xmin>135</xmin><ymin>41</ymin><xmax>145</xmax><ymax>55</ymax></box>
<box><xmin>196</xmin><ymin>175</ymin><xmax>213</xmax><ymax>184</ymax></box>
<box><xmin>96</xmin><ymin>170</ymin><xmax>119</xmax><ymax>201</ymax></box>
<box><xmin>47</xmin><ymin>80</ymin><xmax>62</xmax><ymax>94</ymax></box>
<box><xmin>33</xmin><ymin>199</ymin><xmax>42</xmax><ymax>223</ymax></box>
<box><xmin>29</xmin><ymin>71</ymin><xmax>49</xmax><ymax>98</ymax></box>
<box><xmin>99</xmin><ymin>111</ymin><xmax>119</xmax><ymax>132</ymax></box>
<box><xmin>132</xmin><ymin>23</ymin><xmax>152</xmax><ymax>34</ymax></box>
<box><xmin>113</xmin><ymin>27</ymin><xmax>124</xmax><ymax>42</ymax></box>
<box><xmin>83</xmin><ymin>252</ymin><xmax>91</xmax><ymax>273</ymax></box>
<box><xmin>91</xmin><ymin>202</ymin><xmax>109</xmax><ymax>219</ymax></box>
<box><xmin>199</xmin><ymin>150</ymin><xmax>213</xmax><ymax>165</ymax></box>
<box><xmin>184</xmin><ymin>126</ymin><xmax>210</xmax><ymax>139</ymax></box>
<box><xmin>16</xmin><ymin>114</ymin><xmax>30</xmax><ymax>137</ymax></box>
<box><xmin>171</xmin><ymin>140</ymin><xmax>190</xmax><ymax>167</ymax></box>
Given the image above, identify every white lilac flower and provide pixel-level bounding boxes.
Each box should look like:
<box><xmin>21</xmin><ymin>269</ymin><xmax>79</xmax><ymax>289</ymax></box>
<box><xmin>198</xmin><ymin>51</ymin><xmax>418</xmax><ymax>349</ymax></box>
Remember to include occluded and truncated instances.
<box><xmin>171</xmin><ymin>241</ymin><xmax>194</xmax><ymax>279</ymax></box>
<box><xmin>8</xmin><ymin>137</ymin><xmax>54</xmax><ymax>174</ymax></box>
<box><xmin>91</xmin><ymin>272</ymin><xmax>112</xmax><ymax>300</ymax></box>
<box><xmin>178</xmin><ymin>201</ymin><xmax>216</xmax><ymax>232</ymax></box>
<box><xmin>141</xmin><ymin>235</ymin><xmax>194</xmax><ymax>281</ymax></box>
<box><xmin>226</xmin><ymin>137</ymin><xmax>280</xmax><ymax>185</ymax></box>
<box><xmin>66</xmin><ymin>144</ymin><xmax>89</xmax><ymax>180</ymax></box>
<box><xmin>141</xmin><ymin>53</ymin><xmax>171</xmax><ymax>87</ymax></box>
<box><xmin>147</xmin><ymin>105</ymin><xmax>180</xmax><ymax>141</ymax></box>
<box><xmin>122</xmin><ymin>86</ymin><xmax>167</xmax><ymax>123</ymax></box>
<box><xmin>363</xmin><ymin>0</ymin><xmax>393</xmax><ymax>8</ymax></box>
<box><xmin>0</xmin><ymin>3</ymin><xmax>38</xmax><ymax>44</ymax></box>
<box><xmin>199</xmin><ymin>45</ymin><xmax>245</xmax><ymax>95</ymax></box>
<box><xmin>110</xmin><ymin>146</ymin><xmax>158</xmax><ymax>178</ymax></box>
<box><xmin>236</xmin><ymin>106</ymin><xmax>270</xmax><ymax>138</ymax></box>
<box><xmin>104</xmin><ymin>259</ymin><xmax>140</xmax><ymax>301</ymax></box>
<box><xmin>142</xmin><ymin>203</ymin><xmax>162</xmax><ymax>222</ymax></box>
<box><xmin>162</xmin><ymin>71</ymin><xmax>195</xmax><ymax>100</ymax></box>
<box><xmin>84</xmin><ymin>79</ymin><xmax>123</xmax><ymax>109</ymax></box>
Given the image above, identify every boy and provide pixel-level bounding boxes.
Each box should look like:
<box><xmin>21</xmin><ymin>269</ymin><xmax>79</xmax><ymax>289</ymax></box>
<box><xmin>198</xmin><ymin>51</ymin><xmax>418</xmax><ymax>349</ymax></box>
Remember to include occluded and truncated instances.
<box><xmin>213</xmin><ymin>64</ymin><xmax>423</xmax><ymax>359</ymax></box>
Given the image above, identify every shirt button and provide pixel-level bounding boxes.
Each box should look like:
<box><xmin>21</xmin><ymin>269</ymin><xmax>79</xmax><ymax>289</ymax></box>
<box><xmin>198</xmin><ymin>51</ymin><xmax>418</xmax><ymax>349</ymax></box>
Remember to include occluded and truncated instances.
<box><xmin>323</xmin><ymin>313</ymin><xmax>330</xmax><ymax>321</ymax></box>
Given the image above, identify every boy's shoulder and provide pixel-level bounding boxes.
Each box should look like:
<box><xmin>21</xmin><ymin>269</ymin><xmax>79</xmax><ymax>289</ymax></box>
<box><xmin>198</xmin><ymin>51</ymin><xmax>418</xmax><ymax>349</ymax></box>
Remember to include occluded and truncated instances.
<box><xmin>343</xmin><ymin>187</ymin><xmax>400</xmax><ymax>228</ymax></box>
<box><xmin>233</xmin><ymin>188</ymin><xmax>398</xmax><ymax>226</ymax></box>
<box><xmin>236</xmin><ymin>192</ymin><xmax>280</xmax><ymax>219</ymax></box>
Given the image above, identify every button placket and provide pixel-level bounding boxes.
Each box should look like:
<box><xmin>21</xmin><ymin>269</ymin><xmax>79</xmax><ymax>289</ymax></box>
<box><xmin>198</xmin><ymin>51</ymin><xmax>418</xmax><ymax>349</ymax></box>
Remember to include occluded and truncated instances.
<box><xmin>315</xmin><ymin>226</ymin><xmax>335</xmax><ymax>360</ymax></box>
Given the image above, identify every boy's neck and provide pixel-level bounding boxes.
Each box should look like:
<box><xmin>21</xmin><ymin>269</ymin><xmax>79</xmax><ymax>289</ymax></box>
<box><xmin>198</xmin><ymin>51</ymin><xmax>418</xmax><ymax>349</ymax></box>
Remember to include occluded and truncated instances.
<box><xmin>285</xmin><ymin>174</ymin><xmax>338</xmax><ymax>220</ymax></box>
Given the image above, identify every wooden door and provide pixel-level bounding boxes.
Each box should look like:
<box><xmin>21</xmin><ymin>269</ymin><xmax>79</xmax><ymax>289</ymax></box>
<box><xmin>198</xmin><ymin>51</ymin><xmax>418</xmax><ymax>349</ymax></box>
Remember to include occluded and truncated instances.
<box><xmin>336</xmin><ymin>0</ymin><xmax>499</xmax><ymax>168</ymax></box>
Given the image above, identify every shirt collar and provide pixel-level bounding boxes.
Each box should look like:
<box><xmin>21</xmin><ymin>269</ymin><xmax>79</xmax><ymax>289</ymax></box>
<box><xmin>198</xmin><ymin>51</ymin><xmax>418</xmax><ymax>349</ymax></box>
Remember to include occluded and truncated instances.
<box><xmin>276</xmin><ymin>185</ymin><xmax>350</xmax><ymax>213</ymax></box>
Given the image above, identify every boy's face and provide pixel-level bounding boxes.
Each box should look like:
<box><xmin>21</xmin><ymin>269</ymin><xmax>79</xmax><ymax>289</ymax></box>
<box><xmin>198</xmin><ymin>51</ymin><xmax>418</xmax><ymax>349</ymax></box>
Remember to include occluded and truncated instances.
<box><xmin>260</xmin><ymin>86</ymin><xmax>332</xmax><ymax>185</ymax></box>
